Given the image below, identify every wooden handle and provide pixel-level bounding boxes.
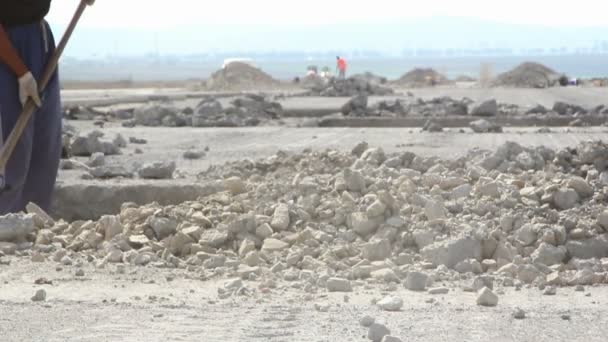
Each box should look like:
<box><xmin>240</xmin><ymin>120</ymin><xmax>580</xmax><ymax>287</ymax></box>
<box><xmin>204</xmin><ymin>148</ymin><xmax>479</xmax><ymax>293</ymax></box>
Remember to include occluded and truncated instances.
<box><xmin>0</xmin><ymin>0</ymin><xmax>89</xmax><ymax>171</ymax></box>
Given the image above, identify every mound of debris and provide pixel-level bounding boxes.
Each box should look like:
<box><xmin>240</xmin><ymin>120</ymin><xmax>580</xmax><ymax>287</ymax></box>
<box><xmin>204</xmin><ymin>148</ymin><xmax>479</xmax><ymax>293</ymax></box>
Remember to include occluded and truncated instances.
<box><xmin>192</xmin><ymin>95</ymin><xmax>283</xmax><ymax>127</ymax></box>
<box><xmin>492</xmin><ymin>62</ymin><xmax>562</xmax><ymax>88</ymax></box>
<box><xmin>206</xmin><ymin>62</ymin><xmax>281</xmax><ymax>91</ymax></box>
<box><xmin>393</xmin><ymin>68</ymin><xmax>451</xmax><ymax>88</ymax></box>
<box><xmin>130</xmin><ymin>95</ymin><xmax>283</xmax><ymax>128</ymax></box>
<box><xmin>350</xmin><ymin>72</ymin><xmax>388</xmax><ymax>85</ymax></box>
<box><xmin>3</xmin><ymin>141</ymin><xmax>608</xmax><ymax>294</ymax></box>
<box><xmin>306</xmin><ymin>77</ymin><xmax>394</xmax><ymax>97</ymax></box>
<box><xmin>365</xmin><ymin>96</ymin><xmax>470</xmax><ymax>117</ymax></box>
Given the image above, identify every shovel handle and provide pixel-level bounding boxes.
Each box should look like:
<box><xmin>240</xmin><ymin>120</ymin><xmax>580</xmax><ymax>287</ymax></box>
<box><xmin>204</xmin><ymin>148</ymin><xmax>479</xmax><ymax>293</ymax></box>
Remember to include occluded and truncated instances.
<box><xmin>0</xmin><ymin>0</ymin><xmax>89</xmax><ymax>171</ymax></box>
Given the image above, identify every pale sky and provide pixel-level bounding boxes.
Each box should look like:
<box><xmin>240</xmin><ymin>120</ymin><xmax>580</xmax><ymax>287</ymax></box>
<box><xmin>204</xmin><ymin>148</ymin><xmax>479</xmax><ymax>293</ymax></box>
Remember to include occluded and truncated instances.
<box><xmin>48</xmin><ymin>0</ymin><xmax>608</xmax><ymax>28</ymax></box>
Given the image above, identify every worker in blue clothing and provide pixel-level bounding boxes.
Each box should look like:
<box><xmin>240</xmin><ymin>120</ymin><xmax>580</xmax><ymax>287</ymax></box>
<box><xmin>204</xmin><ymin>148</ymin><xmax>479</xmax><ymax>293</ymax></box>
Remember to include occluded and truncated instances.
<box><xmin>0</xmin><ymin>0</ymin><xmax>95</xmax><ymax>214</ymax></box>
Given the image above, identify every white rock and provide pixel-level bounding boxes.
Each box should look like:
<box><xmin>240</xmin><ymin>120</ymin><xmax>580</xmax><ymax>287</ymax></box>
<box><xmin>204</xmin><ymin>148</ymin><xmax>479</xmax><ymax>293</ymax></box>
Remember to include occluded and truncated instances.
<box><xmin>451</xmin><ymin>184</ymin><xmax>472</xmax><ymax>200</ymax></box>
<box><xmin>404</xmin><ymin>271</ymin><xmax>428</xmax><ymax>291</ymax></box>
<box><xmin>224</xmin><ymin>176</ymin><xmax>246</xmax><ymax>195</ymax></box>
<box><xmin>515</xmin><ymin>224</ymin><xmax>537</xmax><ymax>246</ymax></box>
<box><xmin>553</xmin><ymin>188</ymin><xmax>579</xmax><ymax>210</ymax></box>
<box><xmin>261</xmin><ymin>238</ymin><xmax>289</xmax><ymax>253</ymax></box>
<box><xmin>368</xmin><ymin>323</ymin><xmax>391</xmax><ymax>342</ymax></box>
<box><xmin>377</xmin><ymin>296</ymin><xmax>403</xmax><ymax>311</ymax></box>
<box><xmin>350</xmin><ymin>212</ymin><xmax>380</xmax><ymax>236</ymax></box>
<box><xmin>531</xmin><ymin>243</ymin><xmax>567</xmax><ymax>266</ymax></box>
<box><xmin>270</xmin><ymin>204</ymin><xmax>290</xmax><ymax>231</ymax></box>
<box><xmin>87</xmin><ymin>152</ymin><xmax>105</xmax><ymax>167</ymax></box>
<box><xmin>362</xmin><ymin>239</ymin><xmax>391</xmax><ymax>261</ymax></box>
<box><xmin>568</xmin><ymin>177</ymin><xmax>594</xmax><ymax>198</ymax></box>
<box><xmin>326</xmin><ymin>277</ymin><xmax>352</xmax><ymax>292</ymax></box>
<box><xmin>421</xmin><ymin>235</ymin><xmax>482</xmax><ymax>268</ymax></box>
<box><xmin>366</xmin><ymin>200</ymin><xmax>387</xmax><ymax>218</ymax></box>
<box><xmin>543</xmin><ymin>286</ymin><xmax>557</xmax><ymax>296</ymax></box>
<box><xmin>138</xmin><ymin>161</ymin><xmax>176</xmax><ymax>179</ymax></box>
<box><xmin>98</xmin><ymin>215</ymin><xmax>124</xmax><ymax>241</ymax></box>
<box><xmin>425</xmin><ymin>200</ymin><xmax>446</xmax><ymax>221</ymax></box>
<box><xmin>255</xmin><ymin>223</ymin><xmax>274</xmax><ymax>239</ymax></box>
<box><xmin>476</xmin><ymin>287</ymin><xmax>498</xmax><ymax>307</ymax></box>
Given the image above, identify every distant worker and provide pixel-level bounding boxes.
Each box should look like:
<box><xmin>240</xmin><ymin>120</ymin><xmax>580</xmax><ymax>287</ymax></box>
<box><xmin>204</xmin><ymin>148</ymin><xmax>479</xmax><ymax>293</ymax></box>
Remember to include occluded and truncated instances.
<box><xmin>336</xmin><ymin>56</ymin><xmax>347</xmax><ymax>79</ymax></box>
<box><xmin>0</xmin><ymin>0</ymin><xmax>95</xmax><ymax>214</ymax></box>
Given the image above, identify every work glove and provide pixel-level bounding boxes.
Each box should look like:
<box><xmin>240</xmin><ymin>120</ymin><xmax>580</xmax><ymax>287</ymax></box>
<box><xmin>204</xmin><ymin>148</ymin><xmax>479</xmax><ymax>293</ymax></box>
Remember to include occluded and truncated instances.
<box><xmin>18</xmin><ymin>72</ymin><xmax>42</xmax><ymax>107</ymax></box>
<box><xmin>84</xmin><ymin>0</ymin><xmax>95</xmax><ymax>5</ymax></box>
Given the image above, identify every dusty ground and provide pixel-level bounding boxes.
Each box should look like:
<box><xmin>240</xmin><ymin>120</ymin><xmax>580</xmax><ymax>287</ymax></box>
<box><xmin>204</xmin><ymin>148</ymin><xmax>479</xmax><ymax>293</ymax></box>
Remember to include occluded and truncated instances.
<box><xmin>1</xmin><ymin>258</ymin><xmax>607</xmax><ymax>341</ymax></box>
<box><xmin>7</xmin><ymin>85</ymin><xmax>608</xmax><ymax>341</ymax></box>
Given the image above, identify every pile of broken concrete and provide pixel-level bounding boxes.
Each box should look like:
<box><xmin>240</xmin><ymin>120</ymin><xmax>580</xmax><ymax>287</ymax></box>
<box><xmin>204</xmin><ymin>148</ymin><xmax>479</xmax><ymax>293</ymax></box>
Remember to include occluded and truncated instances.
<box><xmin>306</xmin><ymin>77</ymin><xmax>394</xmax><ymax>97</ymax></box>
<box><xmin>2</xmin><ymin>140</ymin><xmax>608</xmax><ymax>299</ymax></box>
<box><xmin>127</xmin><ymin>94</ymin><xmax>283</xmax><ymax>128</ymax></box>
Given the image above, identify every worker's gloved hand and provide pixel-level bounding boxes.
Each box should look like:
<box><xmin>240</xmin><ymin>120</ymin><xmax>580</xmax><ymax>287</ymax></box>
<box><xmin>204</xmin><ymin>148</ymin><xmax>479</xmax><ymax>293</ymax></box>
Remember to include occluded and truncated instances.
<box><xmin>18</xmin><ymin>72</ymin><xmax>42</xmax><ymax>107</ymax></box>
<box><xmin>84</xmin><ymin>0</ymin><xmax>95</xmax><ymax>5</ymax></box>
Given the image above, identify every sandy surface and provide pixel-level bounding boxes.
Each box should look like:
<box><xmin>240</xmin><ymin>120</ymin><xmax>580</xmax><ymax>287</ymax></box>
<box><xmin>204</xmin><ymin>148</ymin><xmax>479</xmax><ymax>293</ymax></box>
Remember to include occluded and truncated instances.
<box><xmin>0</xmin><ymin>258</ymin><xmax>607</xmax><ymax>341</ymax></box>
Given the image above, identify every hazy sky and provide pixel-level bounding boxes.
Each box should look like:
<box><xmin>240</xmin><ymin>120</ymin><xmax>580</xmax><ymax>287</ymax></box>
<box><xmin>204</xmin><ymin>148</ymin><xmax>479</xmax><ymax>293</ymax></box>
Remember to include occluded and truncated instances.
<box><xmin>48</xmin><ymin>0</ymin><xmax>608</xmax><ymax>28</ymax></box>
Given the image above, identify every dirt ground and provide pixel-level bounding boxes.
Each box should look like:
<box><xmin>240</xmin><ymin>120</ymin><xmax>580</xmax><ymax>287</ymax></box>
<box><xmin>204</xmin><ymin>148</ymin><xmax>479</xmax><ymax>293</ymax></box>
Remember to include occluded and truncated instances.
<box><xmin>0</xmin><ymin>258</ymin><xmax>607</xmax><ymax>342</ymax></box>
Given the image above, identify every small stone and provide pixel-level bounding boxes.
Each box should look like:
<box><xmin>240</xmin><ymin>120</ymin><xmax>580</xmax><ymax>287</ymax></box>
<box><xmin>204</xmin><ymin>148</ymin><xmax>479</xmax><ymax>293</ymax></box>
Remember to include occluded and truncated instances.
<box><xmin>575</xmin><ymin>285</ymin><xmax>585</xmax><ymax>292</ymax></box>
<box><xmin>255</xmin><ymin>224</ymin><xmax>273</xmax><ymax>239</ymax></box>
<box><xmin>513</xmin><ymin>307</ymin><xmax>526</xmax><ymax>319</ymax></box>
<box><xmin>377</xmin><ymin>296</ymin><xmax>403</xmax><ymax>311</ymax></box>
<box><xmin>404</xmin><ymin>271</ymin><xmax>428</xmax><ymax>291</ymax></box>
<box><xmin>31</xmin><ymin>289</ymin><xmax>47</xmax><ymax>302</ymax></box>
<box><xmin>138</xmin><ymin>161</ymin><xmax>176</xmax><ymax>179</ymax></box>
<box><xmin>543</xmin><ymin>286</ymin><xmax>557</xmax><ymax>296</ymax></box>
<box><xmin>183</xmin><ymin>150</ymin><xmax>205</xmax><ymax>160</ymax></box>
<box><xmin>368</xmin><ymin>323</ymin><xmax>391</xmax><ymax>342</ymax></box>
<box><xmin>261</xmin><ymin>238</ymin><xmax>289</xmax><ymax>253</ymax></box>
<box><xmin>561</xmin><ymin>314</ymin><xmax>571</xmax><ymax>321</ymax></box>
<box><xmin>428</xmin><ymin>287</ymin><xmax>449</xmax><ymax>295</ymax></box>
<box><xmin>326</xmin><ymin>277</ymin><xmax>352</xmax><ymax>292</ymax></box>
<box><xmin>75</xmin><ymin>269</ymin><xmax>85</xmax><ymax>277</ymax></box>
<box><xmin>476</xmin><ymin>287</ymin><xmax>498</xmax><ymax>307</ymax></box>
<box><xmin>86</xmin><ymin>152</ymin><xmax>105</xmax><ymax>167</ymax></box>
<box><xmin>270</xmin><ymin>204</ymin><xmax>290</xmax><ymax>231</ymax></box>
<box><xmin>360</xmin><ymin>315</ymin><xmax>375</xmax><ymax>327</ymax></box>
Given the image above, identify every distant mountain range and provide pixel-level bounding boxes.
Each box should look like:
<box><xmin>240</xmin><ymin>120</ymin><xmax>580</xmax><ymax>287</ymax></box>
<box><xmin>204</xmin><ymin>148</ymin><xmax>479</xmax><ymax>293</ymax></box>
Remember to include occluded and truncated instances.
<box><xmin>51</xmin><ymin>16</ymin><xmax>608</xmax><ymax>58</ymax></box>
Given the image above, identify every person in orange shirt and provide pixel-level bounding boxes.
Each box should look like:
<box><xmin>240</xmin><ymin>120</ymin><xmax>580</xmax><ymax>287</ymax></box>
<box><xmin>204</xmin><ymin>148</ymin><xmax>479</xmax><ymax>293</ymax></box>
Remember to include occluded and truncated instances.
<box><xmin>336</xmin><ymin>56</ymin><xmax>347</xmax><ymax>79</ymax></box>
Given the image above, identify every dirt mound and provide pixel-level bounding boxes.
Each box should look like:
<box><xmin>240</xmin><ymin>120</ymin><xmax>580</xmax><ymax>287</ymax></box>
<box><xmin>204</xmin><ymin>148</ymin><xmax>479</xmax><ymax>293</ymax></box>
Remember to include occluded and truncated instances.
<box><xmin>350</xmin><ymin>72</ymin><xmax>388</xmax><ymax>85</ymax></box>
<box><xmin>393</xmin><ymin>68</ymin><xmax>451</xmax><ymax>87</ymax></box>
<box><xmin>206</xmin><ymin>62</ymin><xmax>280</xmax><ymax>91</ymax></box>
<box><xmin>492</xmin><ymin>62</ymin><xmax>562</xmax><ymax>88</ymax></box>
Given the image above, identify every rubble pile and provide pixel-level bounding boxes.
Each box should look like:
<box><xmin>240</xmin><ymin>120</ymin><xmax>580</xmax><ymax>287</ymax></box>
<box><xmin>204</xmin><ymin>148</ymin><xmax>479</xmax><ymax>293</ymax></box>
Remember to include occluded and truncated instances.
<box><xmin>131</xmin><ymin>95</ymin><xmax>283</xmax><ymax>128</ymax></box>
<box><xmin>392</xmin><ymin>68</ymin><xmax>451</xmax><ymax>88</ymax></box>
<box><xmin>306</xmin><ymin>77</ymin><xmax>394</xmax><ymax>97</ymax></box>
<box><xmin>205</xmin><ymin>62</ymin><xmax>281</xmax><ymax>91</ymax></box>
<box><xmin>192</xmin><ymin>95</ymin><xmax>283</xmax><ymax>127</ymax></box>
<box><xmin>492</xmin><ymin>62</ymin><xmax>562</xmax><ymax>88</ymax></box>
<box><xmin>3</xmin><ymin>141</ymin><xmax>608</xmax><ymax>294</ymax></box>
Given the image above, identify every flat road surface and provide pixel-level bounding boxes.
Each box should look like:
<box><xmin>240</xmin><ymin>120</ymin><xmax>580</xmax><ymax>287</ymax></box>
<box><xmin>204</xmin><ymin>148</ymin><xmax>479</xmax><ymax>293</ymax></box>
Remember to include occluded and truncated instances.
<box><xmin>1</xmin><ymin>259</ymin><xmax>607</xmax><ymax>342</ymax></box>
